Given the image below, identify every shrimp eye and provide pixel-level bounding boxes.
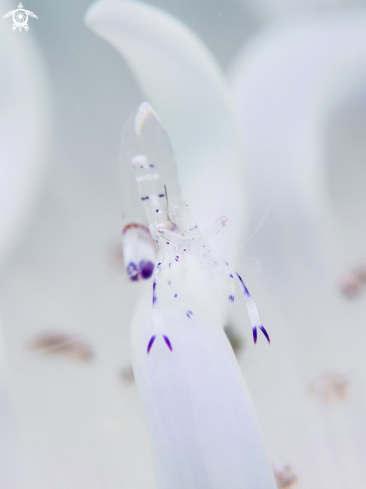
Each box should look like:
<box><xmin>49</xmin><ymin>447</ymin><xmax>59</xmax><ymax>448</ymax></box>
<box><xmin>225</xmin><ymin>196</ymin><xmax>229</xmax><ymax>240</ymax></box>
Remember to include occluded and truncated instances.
<box><xmin>140</xmin><ymin>260</ymin><xmax>155</xmax><ymax>279</ymax></box>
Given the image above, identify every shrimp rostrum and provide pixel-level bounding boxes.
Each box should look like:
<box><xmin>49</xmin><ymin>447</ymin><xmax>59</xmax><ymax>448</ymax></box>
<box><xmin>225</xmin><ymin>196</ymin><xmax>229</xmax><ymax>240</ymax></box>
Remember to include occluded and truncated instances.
<box><xmin>120</xmin><ymin>102</ymin><xmax>270</xmax><ymax>353</ymax></box>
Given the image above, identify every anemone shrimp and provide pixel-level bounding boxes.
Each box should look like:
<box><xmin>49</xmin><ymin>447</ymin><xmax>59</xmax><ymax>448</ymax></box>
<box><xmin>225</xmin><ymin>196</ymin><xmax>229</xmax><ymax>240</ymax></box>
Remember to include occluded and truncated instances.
<box><xmin>120</xmin><ymin>102</ymin><xmax>270</xmax><ymax>354</ymax></box>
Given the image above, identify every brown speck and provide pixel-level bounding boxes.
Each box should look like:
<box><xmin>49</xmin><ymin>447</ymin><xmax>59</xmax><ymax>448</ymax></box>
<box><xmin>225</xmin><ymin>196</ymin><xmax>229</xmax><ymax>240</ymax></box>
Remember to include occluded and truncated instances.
<box><xmin>274</xmin><ymin>465</ymin><xmax>298</xmax><ymax>488</ymax></box>
<box><xmin>308</xmin><ymin>371</ymin><xmax>349</xmax><ymax>404</ymax></box>
<box><xmin>26</xmin><ymin>331</ymin><xmax>93</xmax><ymax>362</ymax></box>
<box><xmin>339</xmin><ymin>265</ymin><xmax>366</xmax><ymax>299</ymax></box>
<box><xmin>110</xmin><ymin>245</ymin><xmax>124</xmax><ymax>270</ymax></box>
<box><xmin>120</xmin><ymin>365</ymin><xmax>135</xmax><ymax>383</ymax></box>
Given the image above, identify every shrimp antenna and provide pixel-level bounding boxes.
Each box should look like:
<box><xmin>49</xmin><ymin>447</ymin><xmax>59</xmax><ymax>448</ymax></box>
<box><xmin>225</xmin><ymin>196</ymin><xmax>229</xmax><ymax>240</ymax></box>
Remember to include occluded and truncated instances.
<box><xmin>164</xmin><ymin>184</ymin><xmax>169</xmax><ymax>209</ymax></box>
<box><xmin>165</xmin><ymin>184</ymin><xmax>173</xmax><ymax>220</ymax></box>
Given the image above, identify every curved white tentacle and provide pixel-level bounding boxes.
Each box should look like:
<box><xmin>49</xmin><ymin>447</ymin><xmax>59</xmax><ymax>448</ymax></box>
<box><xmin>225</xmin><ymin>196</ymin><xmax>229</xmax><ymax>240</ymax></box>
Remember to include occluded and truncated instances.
<box><xmin>85</xmin><ymin>0</ymin><xmax>246</xmax><ymax>264</ymax></box>
<box><xmin>230</xmin><ymin>14</ymin><xmax>366</xmax><ymax>488</ymax></box>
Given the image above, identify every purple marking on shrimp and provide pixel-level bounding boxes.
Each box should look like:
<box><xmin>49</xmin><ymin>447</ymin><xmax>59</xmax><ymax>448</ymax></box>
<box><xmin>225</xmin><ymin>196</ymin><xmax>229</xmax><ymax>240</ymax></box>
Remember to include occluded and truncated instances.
<box><xmin>236</xmin><ymin>273</ymin><xmax>251</xmax><ymax>297</ymax></box>
<box><xmin>175</xmin><ymin>256</ymin><xmax>179</xmax><ymax>262</ymax></box>
<box><xmin>152</xmin><ymin>281</ymin><xmax>157</xmax><ymax>306</ymax></box>
<box><xmin>156</xmin><ymin>209</ymin><xmax>159</xmax><ymax>213</ymax></box>
<box><xmin>229</xmin><ymin>295</ymin><xmax>235</xmax><ymax>302</ymax></box>
<box><xmin>152</xmin><ymin>261</ymin><xmax>162</xmax><ymax>305</ymax></box>
<box><xmin>229</xmin><ymin>274</ymin><xmax>233</xmax><ymax>278</ymax></box>
<box><xmin>149</xmin><ymin>164</ymin><xmax>155</xmax><ymax>168</ymax></box>
<box><xmin>141</xmin><ymin>196</ymin><xmax>149</xmax><ymax>201</ymax></box>
<box><xmin>183</xmin><ymin>249</ymin><xmax>186</xmax><ymax>252</ymax></box>
<box><xmin>163</xmin><ymin>335</ymin><xmax>173</xmax><ymax>351</ymax></box>
<box><xmin>127</xmin><ymin>262</ymin><xmax>138</xmax><ymax>281</ymax></box>
<box><xmin>253</xmin><ymin>327</ymin><xmax>257</xmax><ymax>344</ymax></box>
<box><xmin>186</xmin><ymin>310</ymin><xmax>193</xmax><ymax>319</ymax></box>
<box><xmin>159</xmin><ymin>193</ymin><xmax>165</xmax><ymax>197</ymax></box>
<box><xmin>259</xmin><ymin>325</ymin><xmax>270</xmax><ymax>344</ymax></box>
<box><xmin>174</xmin><ymin>293</ymin><xmax>177</xmax><ymax>298</ymax></box>
<box><xmin>140</xmin><ymin>261</ymin><xmax>154</xmax><ymax>279</ymax></box>
<box><xmin>147</xmin><ymin>335</ymin><xmax>157</xmax><ymax>354</ymax></box>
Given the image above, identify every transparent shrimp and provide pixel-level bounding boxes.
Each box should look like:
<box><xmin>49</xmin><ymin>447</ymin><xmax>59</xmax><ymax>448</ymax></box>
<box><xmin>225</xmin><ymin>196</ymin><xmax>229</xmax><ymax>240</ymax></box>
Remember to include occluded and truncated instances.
<box><xmin>121</xmin><ymin>102</ymin><xmax>270</xmax><ymax>352</ymax></box>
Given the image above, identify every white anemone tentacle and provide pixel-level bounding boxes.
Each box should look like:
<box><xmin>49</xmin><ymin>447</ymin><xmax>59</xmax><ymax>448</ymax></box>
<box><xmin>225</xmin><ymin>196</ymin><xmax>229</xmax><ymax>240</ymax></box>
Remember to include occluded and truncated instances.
<box><xmin>0</xmin><ymin>2</ymin><xmax>50</xmax><ymax>486</ymax></box>
<box><xmin>0</xmin><ymin>0</ymin><xmax>50</xmax><ymax>264</ymax></box>
<box><xmin>119</xmin><ymin>101</ymin><xmax>275</xmax><ymax>489</ymax></box>
<box><xmin>230</xmin><ymin>14</ymin><xmax>366</xmax><ymax>489</ymax></box>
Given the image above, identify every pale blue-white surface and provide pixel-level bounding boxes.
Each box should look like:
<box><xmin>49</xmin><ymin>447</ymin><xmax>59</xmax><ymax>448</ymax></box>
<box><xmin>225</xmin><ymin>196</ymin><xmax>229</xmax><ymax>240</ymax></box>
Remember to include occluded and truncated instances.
<box><xmin>0</xmin><ymin>4</ymin><xmax>50</xmax><ymax>486</ymax></box>
<box><xmin>0</xmin><ymin>0</ymin><xmax>50</xmax><ymax>264</ymax></box>
<box><xmin>132</xmin><ymin>289</ymin><xmax>276</xmax><ymax>489</ymax></box>
<box><xmin>230</xmin><ymin>14</ymin><xmax>366</xmax><ymax>488</ymax></box>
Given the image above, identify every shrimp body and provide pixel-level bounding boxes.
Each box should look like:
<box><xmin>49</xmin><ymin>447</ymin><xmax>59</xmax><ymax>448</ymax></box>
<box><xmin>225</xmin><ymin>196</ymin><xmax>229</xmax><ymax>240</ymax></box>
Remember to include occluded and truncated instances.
<box><xmin>121</xmin><ymin>102</ymin><xmax>270</xmax><ymax>352</ymax></box>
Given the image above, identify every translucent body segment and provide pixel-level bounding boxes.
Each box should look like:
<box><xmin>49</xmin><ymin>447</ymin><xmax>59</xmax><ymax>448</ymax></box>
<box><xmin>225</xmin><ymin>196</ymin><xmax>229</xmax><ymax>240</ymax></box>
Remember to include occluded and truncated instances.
<box><xmin>120</xmin><ymin>123</ymin><xmax>149</xmax><ymax>228</ymax></box>
<box><xmin>120</xmin><ymin>108</ymin><xmax>159</xmax><ymax>281</ymax></box>
<box><xmin>122</xmin><ymin>102</ymin><xmax>202</xmax><ymax>255</ymax></box>
<box><xmin>246</xmin><ymin>297</ymin><xmax>260</xmax><ymax>326</ymax></box>
<box><xmin>203</xmin><ymin>216</ymin><xmax>227</xmax><ymax>238</ymax></box>
<box><xmin>156</xmin><ymin>215</ymin><xmax>226</xmax><ymax>247</ymax></box>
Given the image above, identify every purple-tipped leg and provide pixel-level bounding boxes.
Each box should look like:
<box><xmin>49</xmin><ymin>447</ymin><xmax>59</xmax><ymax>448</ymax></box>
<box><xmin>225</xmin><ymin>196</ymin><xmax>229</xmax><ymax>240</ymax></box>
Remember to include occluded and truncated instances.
<box><xmin>147</xmin><ymin>335</ymin><xmax>173</xmax><ymax>353</ymax></box>
<box><xmin>235</xmin><ymin>273</ymin><xmax>250</xmax><ymax>297</ymax></box>
<box><xmin>259</xmin><ymin>325</ymin><xmax>270</xmax><ymax>344</ymax></box>
<box><xmin>147</xmin><ymin>335</ymin><xmax>157</xmax><ymax>354</ymax></box>
<box><xmin>253</xmin><ymin>327</ymin><xmax>257</xmax><ymax>344</ymax></box>
<box><xmin>152</xmin><ymin>280</ymin><xmax>158</xmax><ymax>306</ymax></box>
<box><xmin>163</xmin><ymin>335</ymin><xmax>173</xmax><ymax>351</ymax></box>
<box><xmin>234</xmin><ymin>271</ymin><xmax>270</xmax><ymax>346</ymax></box>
